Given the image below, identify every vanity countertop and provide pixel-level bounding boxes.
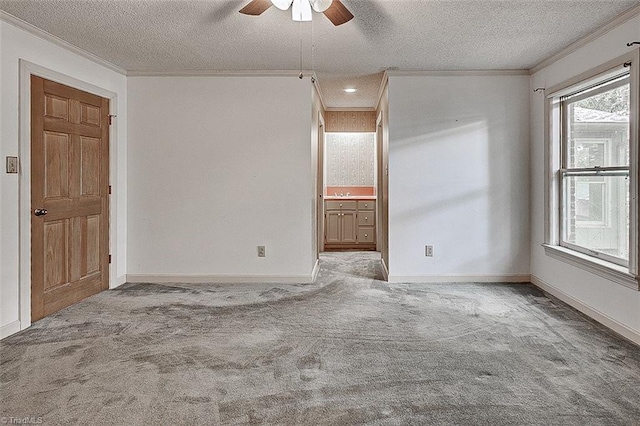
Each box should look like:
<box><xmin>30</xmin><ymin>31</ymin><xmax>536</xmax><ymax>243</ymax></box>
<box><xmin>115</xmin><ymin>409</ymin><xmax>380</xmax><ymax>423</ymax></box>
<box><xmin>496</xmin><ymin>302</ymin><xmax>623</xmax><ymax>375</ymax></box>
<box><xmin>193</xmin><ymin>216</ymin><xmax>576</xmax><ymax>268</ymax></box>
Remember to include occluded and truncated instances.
<box><xmin>324</xmin><ymin>196</ymin><xmax>377</xmax><ymax>200</ymax></box>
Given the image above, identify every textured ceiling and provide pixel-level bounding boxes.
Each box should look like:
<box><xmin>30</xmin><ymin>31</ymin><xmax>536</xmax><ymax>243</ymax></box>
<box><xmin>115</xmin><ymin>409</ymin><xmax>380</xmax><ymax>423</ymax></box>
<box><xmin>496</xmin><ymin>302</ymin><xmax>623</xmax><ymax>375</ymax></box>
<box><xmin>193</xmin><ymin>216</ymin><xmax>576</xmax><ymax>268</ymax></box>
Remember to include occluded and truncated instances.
<box><xmin>1</xmin><ymin>0</ymin><xmax>639</xmax><ymax>108</ymax></box>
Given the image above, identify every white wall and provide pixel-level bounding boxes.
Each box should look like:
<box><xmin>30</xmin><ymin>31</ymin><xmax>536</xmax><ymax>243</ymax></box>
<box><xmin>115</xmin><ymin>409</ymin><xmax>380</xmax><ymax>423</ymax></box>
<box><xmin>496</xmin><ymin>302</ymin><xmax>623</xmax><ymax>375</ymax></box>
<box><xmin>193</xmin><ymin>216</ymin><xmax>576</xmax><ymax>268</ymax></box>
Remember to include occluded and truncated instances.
<box><xmin>127</xmin><ymin>76</ymin><xmax>315</xmax><ymax>281</ymax></box>
<box><xmin>0</xmin><ymin>17</ymin><xmax>128</xmax><ymax>338</ymax></box>
<box><xmin>530</xmin><ymin>14</ymin><xmax>640</xmax><ymax>341</ymax></box>
<box><xmin>387</xmin><ymin>74</ymin><xmax>531</xmax><ymax>281</ymax></box>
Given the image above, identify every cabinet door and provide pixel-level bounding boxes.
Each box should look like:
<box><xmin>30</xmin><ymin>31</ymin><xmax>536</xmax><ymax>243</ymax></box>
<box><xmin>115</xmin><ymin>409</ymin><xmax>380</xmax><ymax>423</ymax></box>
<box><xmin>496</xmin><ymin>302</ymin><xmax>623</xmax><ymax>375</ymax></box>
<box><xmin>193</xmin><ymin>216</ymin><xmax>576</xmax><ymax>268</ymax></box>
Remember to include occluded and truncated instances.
<box><xmin>341</xmin><ymin>211</ymin><xmax>357</xmax><ymax>243</ymax></box>
<box><xmin>325</xmin><ymin>211</ymin><xmax>342</xmax><ymax>244</ymax></box>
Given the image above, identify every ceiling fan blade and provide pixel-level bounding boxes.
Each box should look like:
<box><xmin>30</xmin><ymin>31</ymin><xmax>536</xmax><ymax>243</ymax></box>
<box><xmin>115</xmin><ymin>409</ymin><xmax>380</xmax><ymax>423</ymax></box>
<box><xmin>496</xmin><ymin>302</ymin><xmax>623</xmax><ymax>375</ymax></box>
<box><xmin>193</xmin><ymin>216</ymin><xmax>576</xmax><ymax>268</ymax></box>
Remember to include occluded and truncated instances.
<box><xmin>239</xmin><ymin>0</ymin><xmax>272</xmax><ymax>16</ymax></box>
<box><xmin>323</xmin><ymin>0</ymin><xmax>353</xmax><ymax>26</ymax></box>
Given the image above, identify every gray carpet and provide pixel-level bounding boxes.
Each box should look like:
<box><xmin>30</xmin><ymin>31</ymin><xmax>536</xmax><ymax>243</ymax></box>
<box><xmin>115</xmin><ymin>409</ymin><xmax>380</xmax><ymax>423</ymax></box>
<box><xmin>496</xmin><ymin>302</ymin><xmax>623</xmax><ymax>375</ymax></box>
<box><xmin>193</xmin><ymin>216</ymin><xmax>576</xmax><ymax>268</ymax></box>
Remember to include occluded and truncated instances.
<box><xmin>1</xmin><ymin>252</ymin><xmax>640</xmax><ymax>425</ymax></box>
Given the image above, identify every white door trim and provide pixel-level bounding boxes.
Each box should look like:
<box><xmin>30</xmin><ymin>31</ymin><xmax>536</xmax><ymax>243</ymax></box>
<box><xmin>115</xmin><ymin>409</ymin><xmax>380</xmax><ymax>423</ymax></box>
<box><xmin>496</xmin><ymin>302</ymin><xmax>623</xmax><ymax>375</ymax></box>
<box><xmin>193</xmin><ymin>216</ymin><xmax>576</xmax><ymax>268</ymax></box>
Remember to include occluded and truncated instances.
<box><xmin>317</xmin><ymin>111</ymin><xmax>325</xmax><ymax>256</ymax></box>
<box><xmin>18</xmin><ymin>59</ymin><xmax>119</xmax><ymax>332</ymax></box>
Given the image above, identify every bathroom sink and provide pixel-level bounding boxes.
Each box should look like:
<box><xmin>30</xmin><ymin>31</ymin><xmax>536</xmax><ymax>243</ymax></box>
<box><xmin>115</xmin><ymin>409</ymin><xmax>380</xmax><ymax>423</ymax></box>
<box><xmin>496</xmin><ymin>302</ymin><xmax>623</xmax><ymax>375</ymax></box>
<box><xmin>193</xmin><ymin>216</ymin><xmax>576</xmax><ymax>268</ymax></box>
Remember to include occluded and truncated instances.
<box><xmin>324</xmin><ymin>196</ymin><xmax>376</xmax><ymax>200</ymax></box>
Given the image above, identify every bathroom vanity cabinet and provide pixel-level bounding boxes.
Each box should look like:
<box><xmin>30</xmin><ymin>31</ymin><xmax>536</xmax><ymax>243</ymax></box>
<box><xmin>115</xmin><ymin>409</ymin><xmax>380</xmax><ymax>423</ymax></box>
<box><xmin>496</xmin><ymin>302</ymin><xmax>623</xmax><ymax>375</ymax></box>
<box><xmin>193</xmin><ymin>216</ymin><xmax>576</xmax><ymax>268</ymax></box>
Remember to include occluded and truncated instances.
<box><xmin>324</xmin><ymin>199</ymin><xmax>376</xmax><ymax>250</ymax></box>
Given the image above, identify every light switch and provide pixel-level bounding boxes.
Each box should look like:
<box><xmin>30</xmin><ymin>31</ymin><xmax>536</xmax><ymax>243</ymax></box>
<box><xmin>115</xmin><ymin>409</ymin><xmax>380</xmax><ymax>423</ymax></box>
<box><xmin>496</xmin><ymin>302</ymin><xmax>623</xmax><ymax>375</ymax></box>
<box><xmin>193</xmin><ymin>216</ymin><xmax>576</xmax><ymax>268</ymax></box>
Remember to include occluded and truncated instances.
<box><xmin>6</xmin><ymin>156</ymin><xmax>18</xmax><ymax>174</ymax></box>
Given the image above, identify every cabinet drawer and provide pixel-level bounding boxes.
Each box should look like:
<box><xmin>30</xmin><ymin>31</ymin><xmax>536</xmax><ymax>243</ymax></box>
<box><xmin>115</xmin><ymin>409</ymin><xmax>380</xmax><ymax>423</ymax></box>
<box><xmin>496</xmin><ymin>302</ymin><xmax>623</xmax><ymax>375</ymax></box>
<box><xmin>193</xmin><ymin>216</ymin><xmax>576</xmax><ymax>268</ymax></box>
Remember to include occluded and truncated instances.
<box><xmin>358</xmin><ymin>228</ymin><xmax>375</xmax><ymax>243</ymax></box>
<box><xmin>326</xmin><ymin>200</ymin><xmax>357</xmax><ymax>210</ymax></box>
<box><xmin>358</xmin><ymin>211</ymin><xmax>375</xmax><ymax>226</ymax></box>
<box><xmin>358</xmin><ymin>200</ymin><xmax>376</xmax><ymax>211</ymax></box>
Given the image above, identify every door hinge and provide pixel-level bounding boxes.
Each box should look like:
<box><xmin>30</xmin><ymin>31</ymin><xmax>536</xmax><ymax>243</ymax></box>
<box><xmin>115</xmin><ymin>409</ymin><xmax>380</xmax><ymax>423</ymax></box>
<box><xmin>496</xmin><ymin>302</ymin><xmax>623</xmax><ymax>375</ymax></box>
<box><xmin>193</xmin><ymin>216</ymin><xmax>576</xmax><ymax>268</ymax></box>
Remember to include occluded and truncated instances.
<box><xmin>108</xmin><ymin>185</ymin><xmax>112</xmax><ymax>195</ymax></box>
<box><xmin>108</xmin><ymin>115</ymin><xmax>116</xmax><ymax>125</ymax></box>
<box><xmin>108</xmin><ymin>254</ymin><xmax>112</xmax><ymax>264</ymax></box>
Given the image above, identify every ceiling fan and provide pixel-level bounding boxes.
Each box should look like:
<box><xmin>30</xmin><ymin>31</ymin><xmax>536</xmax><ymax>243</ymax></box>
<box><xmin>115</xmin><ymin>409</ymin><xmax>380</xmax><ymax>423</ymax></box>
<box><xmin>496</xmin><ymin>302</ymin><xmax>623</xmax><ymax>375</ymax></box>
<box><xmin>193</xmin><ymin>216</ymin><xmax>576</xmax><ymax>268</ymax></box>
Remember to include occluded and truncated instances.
<box><xmin>239</xmin><ymin>0</ymin><xmax>354</xmax><ymax>26</ymax></box>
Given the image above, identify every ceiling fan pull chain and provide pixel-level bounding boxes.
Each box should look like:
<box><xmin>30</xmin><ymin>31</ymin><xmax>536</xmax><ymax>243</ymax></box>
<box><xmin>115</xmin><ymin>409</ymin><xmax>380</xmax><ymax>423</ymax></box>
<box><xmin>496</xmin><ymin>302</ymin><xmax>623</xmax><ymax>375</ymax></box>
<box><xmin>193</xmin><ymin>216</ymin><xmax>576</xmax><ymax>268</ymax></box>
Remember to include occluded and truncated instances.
<box><xmin>311</xmin><ymin>11</ymin><xmax>315</xmax><ymax>73</ymax></box>
<box><xmin>299</xmin><ymin>20</ymin><xmax>304</xmax><ymax>79</ymax></box>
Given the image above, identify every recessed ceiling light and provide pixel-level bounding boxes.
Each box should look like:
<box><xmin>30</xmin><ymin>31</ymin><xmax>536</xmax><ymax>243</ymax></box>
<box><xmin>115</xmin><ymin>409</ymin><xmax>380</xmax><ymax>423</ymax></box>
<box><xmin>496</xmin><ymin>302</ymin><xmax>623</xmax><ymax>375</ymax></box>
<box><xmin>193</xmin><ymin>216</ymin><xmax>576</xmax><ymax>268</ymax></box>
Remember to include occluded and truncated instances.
<box><xmin>343</xmin><ymin>88</ymin><xmax>357</xmax><ymax>93</ymax></box>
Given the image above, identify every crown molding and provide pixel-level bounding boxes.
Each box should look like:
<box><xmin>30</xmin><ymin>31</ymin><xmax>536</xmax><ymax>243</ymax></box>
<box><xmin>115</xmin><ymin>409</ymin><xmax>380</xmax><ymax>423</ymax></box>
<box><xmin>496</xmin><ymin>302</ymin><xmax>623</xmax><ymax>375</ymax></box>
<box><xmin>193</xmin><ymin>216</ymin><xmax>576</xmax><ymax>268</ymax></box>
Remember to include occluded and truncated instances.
<box><xmin>0</xmin><ymin>11</ymin><xmax>126</xmax><ymax>75</ymax></box>
<box><xmin>127</xmin><ymin>69</ymin><xmax>316</xmax><ymax>77</ymax></box>
<box><xmin>529</xmin><ymin>3</ymin><xmax>640</xmax><ymax>75</ymax></box>
<box><xmin>385</xmin><ymin>69</ymin><xmax>529</xmax><ymax>77</ymax></box>
<box><xmin>324</xmin><ymin>107</ymin><xmax>376</xmax><ymax>112</ymax></box>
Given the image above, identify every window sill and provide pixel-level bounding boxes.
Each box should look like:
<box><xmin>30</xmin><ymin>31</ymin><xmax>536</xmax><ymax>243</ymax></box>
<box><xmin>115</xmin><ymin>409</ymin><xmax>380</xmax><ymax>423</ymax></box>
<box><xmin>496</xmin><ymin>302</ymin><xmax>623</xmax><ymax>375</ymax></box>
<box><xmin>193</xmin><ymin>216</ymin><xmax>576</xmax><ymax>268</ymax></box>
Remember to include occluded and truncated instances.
<box><xmin>543</xmin><ymin>244</ymin><xmax>639</xmax><ymax>291</ymax></box>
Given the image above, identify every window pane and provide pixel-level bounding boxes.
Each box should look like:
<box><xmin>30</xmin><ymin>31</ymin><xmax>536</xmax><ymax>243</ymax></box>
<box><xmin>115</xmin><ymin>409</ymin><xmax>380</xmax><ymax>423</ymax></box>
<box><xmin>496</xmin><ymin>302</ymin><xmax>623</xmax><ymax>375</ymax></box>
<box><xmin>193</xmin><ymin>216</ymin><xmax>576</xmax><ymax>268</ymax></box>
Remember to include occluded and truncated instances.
<box><xmin>566</xmin><ymin>81</ymin><xmax>629</xmax><ymax>168</ymax></box>
<box><xmin>562</xmin><ymin>175</ymin><xmax>629</xmax><ymax>261</ymax></box>
<box><xmin>575</xmin><ymin>179</ymin><xmax>604</xmax><ymax>222</ymax></box>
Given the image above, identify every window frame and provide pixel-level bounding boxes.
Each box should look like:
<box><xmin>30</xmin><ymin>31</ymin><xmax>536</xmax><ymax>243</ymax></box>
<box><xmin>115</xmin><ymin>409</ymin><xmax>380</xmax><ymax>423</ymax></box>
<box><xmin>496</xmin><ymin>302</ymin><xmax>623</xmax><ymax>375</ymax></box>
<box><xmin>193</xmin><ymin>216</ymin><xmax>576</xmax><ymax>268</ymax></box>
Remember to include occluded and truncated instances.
<box><xmin>543</xmin><ymin>50</ymin><xmax>640</xmax><ymax>290</ymax></box>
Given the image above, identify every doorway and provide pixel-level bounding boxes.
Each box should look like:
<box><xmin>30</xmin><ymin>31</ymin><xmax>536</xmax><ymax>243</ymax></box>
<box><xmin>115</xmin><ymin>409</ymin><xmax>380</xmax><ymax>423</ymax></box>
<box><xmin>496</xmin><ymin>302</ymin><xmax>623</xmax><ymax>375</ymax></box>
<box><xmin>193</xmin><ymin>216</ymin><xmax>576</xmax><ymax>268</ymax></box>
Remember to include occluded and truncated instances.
<box><xmin>316</xmin><ymin>110</ymin><xmax>380</xmax><ymax>253</ymax></box>
<box><xmin>30</xmin><ymin>76</ymin><xmax>110</xmax><ymax>321</ymax></box>
<box><xmin>322</xmin><ymin>131</ymin><xmax>377</xmax><ymax>251</ymax></box>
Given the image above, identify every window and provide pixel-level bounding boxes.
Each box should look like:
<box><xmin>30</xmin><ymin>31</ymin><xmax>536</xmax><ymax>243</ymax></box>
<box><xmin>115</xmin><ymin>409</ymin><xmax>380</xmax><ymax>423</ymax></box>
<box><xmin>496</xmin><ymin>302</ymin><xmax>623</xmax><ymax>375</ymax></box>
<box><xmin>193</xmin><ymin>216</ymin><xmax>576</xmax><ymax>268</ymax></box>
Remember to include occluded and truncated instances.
<box><xmin>544</xmin><ymin>51</ymin><xmax>639</xmax><ymax>289</ymax></box>
<box><xmin>569</xmin><ymin>139</ymin><xmax>610</xmax><ymax>227</ymax></box>
<box><xmin>561</xmin><ymin>76</ymin><xmax>630</xmax><ymax>265</ymax></box>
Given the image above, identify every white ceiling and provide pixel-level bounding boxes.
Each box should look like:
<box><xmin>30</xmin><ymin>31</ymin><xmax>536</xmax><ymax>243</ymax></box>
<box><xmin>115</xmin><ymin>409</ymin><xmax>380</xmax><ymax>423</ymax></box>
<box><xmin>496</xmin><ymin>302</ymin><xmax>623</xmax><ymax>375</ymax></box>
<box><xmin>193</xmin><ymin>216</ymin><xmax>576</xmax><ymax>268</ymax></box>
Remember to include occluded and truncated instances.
<box><xmin>1</xmin><ymin>0</ymin><xmax>638</xmax><ymax>108</ymax></box>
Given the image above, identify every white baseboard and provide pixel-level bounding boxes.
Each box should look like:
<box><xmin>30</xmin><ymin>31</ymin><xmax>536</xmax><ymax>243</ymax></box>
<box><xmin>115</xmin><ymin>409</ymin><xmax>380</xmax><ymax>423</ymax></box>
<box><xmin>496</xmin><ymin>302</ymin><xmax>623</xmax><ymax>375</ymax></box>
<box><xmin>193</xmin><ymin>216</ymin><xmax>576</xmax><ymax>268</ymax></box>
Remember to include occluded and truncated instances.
<box><xmin>1</xmin><ymin>320</ymin><xmax>21</xmax><ymax>339</ymax></box>
<box><xmin>125</xmin><ymin>273</ymin><xmax>315</xmax><ymax>284</ymax></box>
<box><xmin>380</xmin><ymin>258</ymin><xmax>389</xmax><ymax>281</ymax></box>
<box><xmin>388</xmin><ymin>274</ymin><xmax>531</xmax><ymax>283</ymax></box>
<box><xmin>311</xmin><ymin>259</ymin><xmax>320</xmax><ymax>282</ymax></box>
<box><xmin>110</xmin><ymin>274</ymin><xmax>127</xmax><ymax>289</ymax></box>
<box><xmin>531</xmin><ymin>275</ymin><xmax>640</xmax><ymax>346</ymax></box>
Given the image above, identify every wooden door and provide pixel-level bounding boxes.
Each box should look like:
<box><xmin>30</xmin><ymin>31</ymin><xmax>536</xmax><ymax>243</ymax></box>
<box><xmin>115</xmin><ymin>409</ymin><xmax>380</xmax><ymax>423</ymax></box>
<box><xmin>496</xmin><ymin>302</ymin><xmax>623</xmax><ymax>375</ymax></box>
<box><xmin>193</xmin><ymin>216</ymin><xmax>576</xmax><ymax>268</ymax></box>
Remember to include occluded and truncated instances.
<box><xmin>341</xmin><ymin>211</ymin><xmax>357</xmax><ymax>243</ymax></box>
<box><xmin>31</xmin><ymin>76</ymin><xmax>110</xmax><ymax>321</ymax></box>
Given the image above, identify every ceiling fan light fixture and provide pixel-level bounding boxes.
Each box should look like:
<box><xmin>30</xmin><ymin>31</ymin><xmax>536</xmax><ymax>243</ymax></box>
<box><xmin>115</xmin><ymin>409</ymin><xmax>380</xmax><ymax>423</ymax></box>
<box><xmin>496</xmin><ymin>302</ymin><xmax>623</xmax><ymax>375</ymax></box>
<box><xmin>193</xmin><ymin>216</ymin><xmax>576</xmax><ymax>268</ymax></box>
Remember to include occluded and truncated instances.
<box><xmin>240</xmin><ymin>0</ymin><xmax>353</xmax><ymax>26</ymax></box>
<box><xmin>292</xmin><ymin>0</ymin><xmax>312</xmax><ymax>21</ymax></box>
<box><xmin>271</xmin><ymin>0</ymin><xmax>293</xmax><ymax>11</ymax></box>
<box><xmin>311</xmin><ymin>0</ymin><xmax>333</xmax><ymax>13</ymax></box>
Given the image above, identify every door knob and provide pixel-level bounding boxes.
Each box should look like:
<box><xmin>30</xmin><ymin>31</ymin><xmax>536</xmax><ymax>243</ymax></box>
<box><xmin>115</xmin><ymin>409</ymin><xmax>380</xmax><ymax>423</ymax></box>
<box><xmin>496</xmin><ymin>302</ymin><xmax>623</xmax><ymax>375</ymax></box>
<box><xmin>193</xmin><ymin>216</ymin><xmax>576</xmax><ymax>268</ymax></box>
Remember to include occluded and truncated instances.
<box><xmin>34</xmin><ymin>208</ymin><xmax>48</xmax><ymax>216</ymax></box>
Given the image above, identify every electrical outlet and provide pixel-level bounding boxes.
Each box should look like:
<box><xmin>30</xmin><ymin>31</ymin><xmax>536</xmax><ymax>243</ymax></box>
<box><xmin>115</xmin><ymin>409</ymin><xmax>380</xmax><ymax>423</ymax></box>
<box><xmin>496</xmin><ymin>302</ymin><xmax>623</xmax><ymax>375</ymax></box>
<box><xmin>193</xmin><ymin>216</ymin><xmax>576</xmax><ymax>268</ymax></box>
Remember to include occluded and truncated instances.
<box><xmin>6</xmin><ymin>156</ymin><xmax>18</xmax><ymax>174</ymax></box>
<box><xmin>257</xmin><ymin>246</ymin><xmax>266</xmax><ymax>257</ymax></box>
<box><xmin>425</xmin><ymin>245</ymin><xmax>434</xmax><ymax>257</ymax></box>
